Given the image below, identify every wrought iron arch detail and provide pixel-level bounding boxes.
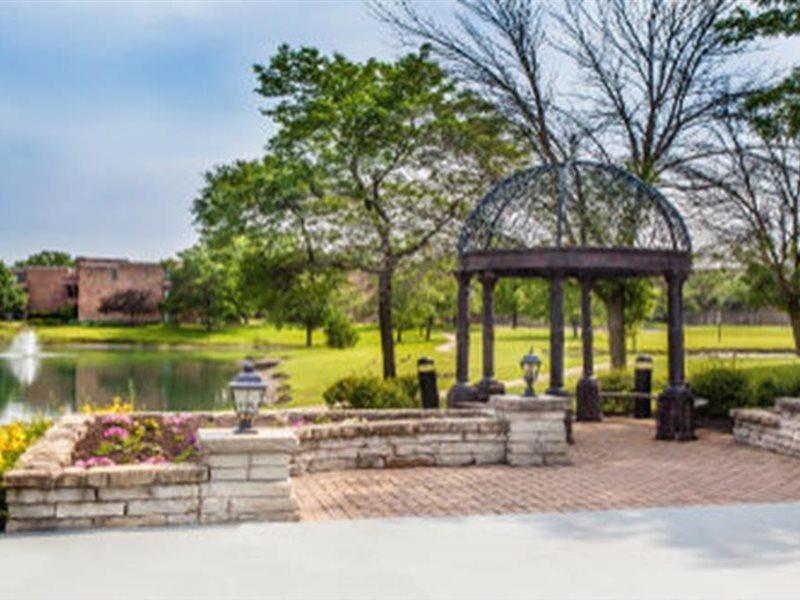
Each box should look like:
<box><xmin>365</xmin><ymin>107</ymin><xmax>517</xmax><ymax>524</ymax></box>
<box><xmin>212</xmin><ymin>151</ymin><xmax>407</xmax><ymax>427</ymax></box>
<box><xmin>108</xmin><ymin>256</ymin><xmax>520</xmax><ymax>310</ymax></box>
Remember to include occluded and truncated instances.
<box><xmin>458</xmin><ymin>161</ymin><xmax>691</xmax><ymax>256</ymax></box>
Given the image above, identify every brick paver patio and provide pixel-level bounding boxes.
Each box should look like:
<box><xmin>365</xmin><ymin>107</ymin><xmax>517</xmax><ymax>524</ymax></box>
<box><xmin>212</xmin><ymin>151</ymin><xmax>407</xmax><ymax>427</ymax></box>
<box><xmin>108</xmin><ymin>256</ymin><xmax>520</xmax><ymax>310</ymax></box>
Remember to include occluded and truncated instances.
<box><xmin>293</xmin><ymin>418</ymin><xmax>800</xmax><ymax>521</ymax></box>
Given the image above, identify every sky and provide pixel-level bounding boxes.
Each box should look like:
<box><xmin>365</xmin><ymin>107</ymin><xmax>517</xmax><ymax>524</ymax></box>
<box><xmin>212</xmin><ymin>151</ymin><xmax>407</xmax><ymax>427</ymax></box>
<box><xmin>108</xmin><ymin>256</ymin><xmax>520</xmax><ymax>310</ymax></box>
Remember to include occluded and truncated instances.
<box><xmin>1</xmin><ymin>1</ymin><xmax>798</xmax><ymax>265</ymax></box>
<box><xmin>0</xmin><ymin>1</ymin><xmax>407</xmax><ymax>264</ymax></box>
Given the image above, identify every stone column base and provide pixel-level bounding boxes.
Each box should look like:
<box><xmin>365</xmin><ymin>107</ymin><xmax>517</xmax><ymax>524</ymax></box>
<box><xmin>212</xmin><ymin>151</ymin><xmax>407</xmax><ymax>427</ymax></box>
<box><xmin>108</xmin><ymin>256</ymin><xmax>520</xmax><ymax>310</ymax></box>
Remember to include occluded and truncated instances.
<box><xmin>655</xmin><ymin>385</ymin><xmax>696</xmax><ymax>441</ymax></box>
<box><xmin>446</xmin><ymin>383</ymin><xmax>479</xmax><ymax>408</ymax></box>
<box><xmin>576</xmin><ymin>376</ymin><xmax>602</xmax><ymax>422</ymax></box>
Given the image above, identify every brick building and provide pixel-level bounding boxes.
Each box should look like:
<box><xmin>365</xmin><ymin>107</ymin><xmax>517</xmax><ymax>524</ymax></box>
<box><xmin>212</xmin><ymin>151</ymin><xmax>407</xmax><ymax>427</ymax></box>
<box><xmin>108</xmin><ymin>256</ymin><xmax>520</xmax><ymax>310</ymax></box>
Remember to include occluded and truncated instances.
<box><xmin>15</xmin><ymin>257</ymin><xmax>168</xmax><ymax>323</ymax></box>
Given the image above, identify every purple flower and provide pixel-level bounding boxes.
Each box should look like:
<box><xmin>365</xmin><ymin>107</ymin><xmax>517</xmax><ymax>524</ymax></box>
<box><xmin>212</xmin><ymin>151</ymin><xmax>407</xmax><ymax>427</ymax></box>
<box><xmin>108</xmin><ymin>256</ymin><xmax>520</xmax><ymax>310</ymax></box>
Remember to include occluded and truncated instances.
<box><xmin>103</xmin><ymin>426</ymin><xmax>129</xmax><ymax>440</ymax></box>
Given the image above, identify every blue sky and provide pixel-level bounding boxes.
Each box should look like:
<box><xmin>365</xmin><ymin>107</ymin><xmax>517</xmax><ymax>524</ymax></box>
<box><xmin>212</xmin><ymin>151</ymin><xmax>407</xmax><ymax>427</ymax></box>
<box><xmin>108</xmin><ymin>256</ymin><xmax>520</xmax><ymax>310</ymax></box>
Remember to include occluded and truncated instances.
<box><xmin>1</xmin><ymin>1</ymin><xmax>798</xmax><ymax>265</ymax></box>
<box><xmin>0</xmin><ymin>1</ymin><xmax>405</xmax><ymax>264</ymax></box>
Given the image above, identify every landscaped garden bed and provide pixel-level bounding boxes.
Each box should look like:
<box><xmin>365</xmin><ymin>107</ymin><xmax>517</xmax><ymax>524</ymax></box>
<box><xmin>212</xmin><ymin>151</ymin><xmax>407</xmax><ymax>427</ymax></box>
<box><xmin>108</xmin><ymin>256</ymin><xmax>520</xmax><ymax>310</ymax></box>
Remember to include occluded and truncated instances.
<box><xmin>2</xmin><ymin>397</ymin><xmax>570</xmax><ymax>533</ymax></box>
<box><xmin>72</xmin><ymin>413</ymin><xmax>202</xmax><ymax>468</ymax></box>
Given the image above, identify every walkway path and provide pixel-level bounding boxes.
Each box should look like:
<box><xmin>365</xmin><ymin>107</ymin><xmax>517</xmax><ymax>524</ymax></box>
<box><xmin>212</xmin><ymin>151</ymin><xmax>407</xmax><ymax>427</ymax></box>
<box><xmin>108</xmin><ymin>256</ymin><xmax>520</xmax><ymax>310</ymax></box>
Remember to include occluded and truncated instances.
<box><xmin>294</xmin><ymin>418</ymin><xmax>800</xmax><ymax>521</ymax></box>
<box><xmin>2</xmin><ymin>503</ymin><xmax>799</xmax><ymax>599</ymax></box>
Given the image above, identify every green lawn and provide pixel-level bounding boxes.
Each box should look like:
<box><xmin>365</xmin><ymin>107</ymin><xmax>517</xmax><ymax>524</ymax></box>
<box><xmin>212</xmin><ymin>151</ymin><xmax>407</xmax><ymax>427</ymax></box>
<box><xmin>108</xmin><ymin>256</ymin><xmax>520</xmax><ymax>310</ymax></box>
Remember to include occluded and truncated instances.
<box><xmin>1</xmin><ymin>321</ymin><xmax>798</xmax><ymax>407</ymax></box>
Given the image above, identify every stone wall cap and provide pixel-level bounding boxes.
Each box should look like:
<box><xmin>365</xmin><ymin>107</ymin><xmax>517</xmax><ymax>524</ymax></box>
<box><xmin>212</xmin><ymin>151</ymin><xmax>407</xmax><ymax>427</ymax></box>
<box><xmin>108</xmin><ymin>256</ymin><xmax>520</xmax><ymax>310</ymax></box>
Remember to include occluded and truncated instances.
<box><xmin>490</xmin><ymin>394</ymin><xmax>569</xmax><ymax>412</ymax></box>
<box><xmin>730</xmin><ymin>408</ymin><xmax>780</xmax><ymax>427</ymax></box>
<box><xmin>775</xmin><ymin>397</ymin><xmax>800</xmax><ymax>414</ymax></box>
<box><xmin>199</xmin><ymin>427</ymin><xmax>298</xmax><ymax>454</ymax></box>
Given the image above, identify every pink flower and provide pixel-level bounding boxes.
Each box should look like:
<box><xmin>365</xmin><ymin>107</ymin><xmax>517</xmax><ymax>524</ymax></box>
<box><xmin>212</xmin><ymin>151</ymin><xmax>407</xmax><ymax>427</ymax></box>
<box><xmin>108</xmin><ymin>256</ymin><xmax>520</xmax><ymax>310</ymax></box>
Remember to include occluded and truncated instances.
<box><xmin>290</xmin><ymin>418</ymin><xmax>308</xmax><ymax>428</ymax></box>
<box><xmin>103</xmin><ymin>426</ymin><xmax>129</xmax><ymax>440</ymax></box>
<box><xmin>143</xmin><ymin>455</ymin><xmax>166</xmax><ymax>465</ymax></box>
<box><xmin>75</xmin><ymin>456</ymin><xmax>115</xmax><ymax>468</ymax></box>
<box><xmin>100</xmin><ymin>414</ymin><xmax>132</xmax><ymax>427</ymax></box>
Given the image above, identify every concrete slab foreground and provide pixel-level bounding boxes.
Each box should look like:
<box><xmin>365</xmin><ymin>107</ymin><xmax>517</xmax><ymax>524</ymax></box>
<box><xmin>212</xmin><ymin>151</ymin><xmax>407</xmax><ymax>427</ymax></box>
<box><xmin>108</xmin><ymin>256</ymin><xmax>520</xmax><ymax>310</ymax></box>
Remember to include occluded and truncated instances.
<box><xmin>1</xmin><ymin>502</ymin><xmax>799</xmax><ymax>599</ymax></box>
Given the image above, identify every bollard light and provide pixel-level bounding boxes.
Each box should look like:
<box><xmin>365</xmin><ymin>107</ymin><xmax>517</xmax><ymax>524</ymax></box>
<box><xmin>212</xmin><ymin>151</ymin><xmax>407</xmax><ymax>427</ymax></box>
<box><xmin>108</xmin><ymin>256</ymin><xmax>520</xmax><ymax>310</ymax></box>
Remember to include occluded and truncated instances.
<box><xmin>229</xmin><ymin>360</ymin><xmax>266</xmax><ymax>434</ymax></box>
<box><xmin>520</xmin><ymin>348</ymin><xmax>541</xmax><ymax>398</ymax></box>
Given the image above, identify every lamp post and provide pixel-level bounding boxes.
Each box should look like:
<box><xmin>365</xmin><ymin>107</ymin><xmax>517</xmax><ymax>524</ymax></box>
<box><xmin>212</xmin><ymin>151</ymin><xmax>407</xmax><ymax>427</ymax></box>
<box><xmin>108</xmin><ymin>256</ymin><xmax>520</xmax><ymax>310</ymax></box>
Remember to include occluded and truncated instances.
<box><xmin>229</xmin><ymin>361</ymin><xmax>266</xmax><ymax>434</ymax></box>
<box><xmin>520</xmin><ymin>348</ymin><xmax>541</xmax><ymax>398</ymax></box>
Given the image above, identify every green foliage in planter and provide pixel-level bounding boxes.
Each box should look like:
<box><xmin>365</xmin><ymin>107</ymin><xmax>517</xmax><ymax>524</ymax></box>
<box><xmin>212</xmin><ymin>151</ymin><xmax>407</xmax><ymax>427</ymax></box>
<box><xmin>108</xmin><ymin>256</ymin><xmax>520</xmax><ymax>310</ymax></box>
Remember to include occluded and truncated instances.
<box><xmin>323</xmin><ymin>375</ymin><xmax>420</xmax><ymax>409</ymax></box>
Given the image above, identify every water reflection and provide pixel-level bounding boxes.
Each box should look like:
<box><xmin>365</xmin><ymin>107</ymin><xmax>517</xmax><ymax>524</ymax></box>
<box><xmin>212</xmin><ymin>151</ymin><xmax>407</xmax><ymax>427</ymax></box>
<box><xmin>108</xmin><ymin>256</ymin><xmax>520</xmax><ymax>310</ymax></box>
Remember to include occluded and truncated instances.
<box><xmin>0</xmin><ymin>347</ymin><xmax>242</xmax><ymax>423</ymax></box>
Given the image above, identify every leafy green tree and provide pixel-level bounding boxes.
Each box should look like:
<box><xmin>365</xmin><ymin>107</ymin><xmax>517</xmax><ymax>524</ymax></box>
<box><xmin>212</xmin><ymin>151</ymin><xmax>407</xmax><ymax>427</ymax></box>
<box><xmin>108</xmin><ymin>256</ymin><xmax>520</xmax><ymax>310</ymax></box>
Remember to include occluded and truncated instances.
<box><xmin>719</xmin><ymin>0</ymin><xmax>800</xmax><ymax>138</ymax></box>
<box><xmin>164</xmin><ymin>245</ymin><xmax>240</xmax><ymax>331</ymax></box>
<box><xmin>14</xmin><ymin>251</ymin><xmax>73</xmax><ymax>268</ymax></box>
<box><xmin>494</xmin><ymin>279</ymin><xmax>549</xmax><ymax>329</ymax></box>
<box><xmin>197</xmin><ymin>45</ymin><xmax>521</xmax><ymax>378</ymax></box>
<box><xmin>0</xmin><ymin>262</ymin><xmax>27</xmax><ymax>319</ymax></box>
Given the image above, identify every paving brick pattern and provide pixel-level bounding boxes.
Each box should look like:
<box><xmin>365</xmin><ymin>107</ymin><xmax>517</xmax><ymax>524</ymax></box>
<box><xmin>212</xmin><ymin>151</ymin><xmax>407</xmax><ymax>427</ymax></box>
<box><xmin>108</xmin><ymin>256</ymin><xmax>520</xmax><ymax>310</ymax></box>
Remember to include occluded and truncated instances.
<box><xmin>293</xmin><ymin>418</ymin><xmax>800</xmax><ymax>521</ymax></box>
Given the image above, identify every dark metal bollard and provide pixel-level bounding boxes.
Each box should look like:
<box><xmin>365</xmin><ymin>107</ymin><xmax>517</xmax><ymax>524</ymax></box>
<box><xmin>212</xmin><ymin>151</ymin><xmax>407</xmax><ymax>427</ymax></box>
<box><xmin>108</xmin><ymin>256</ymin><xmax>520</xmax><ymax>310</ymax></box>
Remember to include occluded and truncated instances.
<box><xmin>417</xmin><ymin>357</ymin><xmax>439</xmax><ymax>409</ymax></box>
<box><xmin>634</xmin><ymin>354</ymin><xmax>653</xmax><ymax>418</ymax></box>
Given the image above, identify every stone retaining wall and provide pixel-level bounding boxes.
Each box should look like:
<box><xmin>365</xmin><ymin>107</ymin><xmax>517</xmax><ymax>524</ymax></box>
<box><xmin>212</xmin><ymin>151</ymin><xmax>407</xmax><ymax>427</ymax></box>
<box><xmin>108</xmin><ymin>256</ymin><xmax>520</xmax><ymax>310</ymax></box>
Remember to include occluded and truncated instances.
<box><xmin>4</xmin><ymin>395</ymin><xmax>570</xmax><ymax>533</ymax></box>
<box><xmin>732</xmin><ymin>398</ymin><xmax>800</xmax><ymax>459</ymax></box>
<box><xmin>4</xmin><ymin>421</ymin><xmax>297</xmax><ymax>533</ymax></box>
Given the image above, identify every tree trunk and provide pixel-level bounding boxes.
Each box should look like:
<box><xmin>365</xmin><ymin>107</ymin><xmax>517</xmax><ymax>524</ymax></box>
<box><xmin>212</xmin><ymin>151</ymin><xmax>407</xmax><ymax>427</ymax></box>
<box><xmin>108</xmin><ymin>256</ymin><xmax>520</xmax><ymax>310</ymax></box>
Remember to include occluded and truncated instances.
<box><xmin>425</xmin><ymin>316</ymin><xmax>433</xmax><ymax>341</ymax></box>
<box><xmin>605</xmin><ymin>293</ymin><xmax>626</xmax><ymax>370</ymax></box>
<box><xmin>305</xmin><ymin>325</ymin><xmax>313</xmax><ymax>348</ymax></box>
<box><xmin>511</xmin><ymin>310</ymin><xmax>518</xmax><ymax>329</ymax></box>
<box><xmin>789</xmin><ymin>302</ymin><xmax>800</xmax><ymax>357</ymax></box>
<box><xmin>378</xmin><ymin>269</ymin><xmax>396</xmax><ymax>378</ymax></box>
<box><xmin>396</xmin><ymin>328</ymin><xmax>403</xmax><ymax>343</ymax></box>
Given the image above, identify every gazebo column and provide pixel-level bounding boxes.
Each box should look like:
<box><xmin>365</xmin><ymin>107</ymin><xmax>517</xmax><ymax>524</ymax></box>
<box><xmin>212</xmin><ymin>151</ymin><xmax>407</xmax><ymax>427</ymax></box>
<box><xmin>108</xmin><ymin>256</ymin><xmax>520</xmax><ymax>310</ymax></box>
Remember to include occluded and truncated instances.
<box><xmin>656</xmin><ymin>271</ymin><xmax>695</xmax><ymax>441</ymax></box>
<box><xmin>476</xmin><ymin>271</ymin><xmax>504</xmax><ymax>400</ymax></box>
<box><xmin>446</xmin><ymin>271</ymin><xmax>478</xmax><ymax>407</ymax></box>
<box><xmin>576</xmin><ymin>277</ymin><xmax>601</xmax><ymax>421</ymax></box>
<box><xmin>547</xmin><ymin>272</ymin><xmax>567</xmax><ymax>396</ymax></box>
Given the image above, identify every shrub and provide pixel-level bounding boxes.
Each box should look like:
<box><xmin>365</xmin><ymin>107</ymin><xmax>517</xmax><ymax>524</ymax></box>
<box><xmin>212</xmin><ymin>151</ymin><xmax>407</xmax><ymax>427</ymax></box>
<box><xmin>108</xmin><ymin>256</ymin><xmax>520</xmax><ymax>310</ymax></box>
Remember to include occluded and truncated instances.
<box><xmin>596</xmin><ymin>370</ymin><xmax>633</xmax><ymax>415</ymax></box>
<box><xmin>323</xmin><ymin>375</ymin><xmax>420</xmax><ymax>409</ymax></box>
<box><xmin>596</xmin><ymin>370</ymin><xmax>631</xmax><ymax>392</ymax></box>
<box><xmin>324</xmin><ymin>313</ymin><xmax>359</xmax><ymax>349</ymax></box>
<box><xmin>394</xmin><ymin>375</ymin><xmax>420</xmax><ymax>404</ymax></box>
<box><xmin>689</xmin><ymin>367</ymin><xmax>751</xmax><ymax>418</ymax></box>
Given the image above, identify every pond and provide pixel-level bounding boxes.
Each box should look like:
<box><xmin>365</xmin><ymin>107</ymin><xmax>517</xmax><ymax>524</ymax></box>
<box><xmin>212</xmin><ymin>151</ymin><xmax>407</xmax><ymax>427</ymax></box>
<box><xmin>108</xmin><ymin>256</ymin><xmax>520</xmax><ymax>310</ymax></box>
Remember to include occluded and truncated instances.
<box><xmin>0</xmin><ymin>342</ymin><xmax>246</xmax><ymax>424</ymax></box>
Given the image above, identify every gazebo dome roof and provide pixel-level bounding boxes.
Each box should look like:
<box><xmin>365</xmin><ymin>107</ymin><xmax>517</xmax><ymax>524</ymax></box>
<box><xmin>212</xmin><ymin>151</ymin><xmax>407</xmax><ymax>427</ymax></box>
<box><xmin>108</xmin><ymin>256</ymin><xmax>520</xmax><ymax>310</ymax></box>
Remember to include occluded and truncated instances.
<box><xmin>458</xmin><ymin>161</ymin><xmax>691</xmax><ymax>256</ymax></box>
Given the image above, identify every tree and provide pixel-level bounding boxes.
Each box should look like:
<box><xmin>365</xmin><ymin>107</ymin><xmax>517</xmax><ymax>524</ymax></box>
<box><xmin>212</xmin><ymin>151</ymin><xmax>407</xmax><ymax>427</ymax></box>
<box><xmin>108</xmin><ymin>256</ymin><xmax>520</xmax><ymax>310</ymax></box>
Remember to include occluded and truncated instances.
<box><xmin>14</xmin><ymin>251</ymin><xmax>73</xmax><ymax>268</ymax></box>
<box><xmin>494</xmin><ymin>279</ymin><xmax>548</xmax><ymax>328</ymax></box>
<box><xmin>164</xmin><ymin>245</ymin><xmax>241</xmax><ymax>331</ymax></box>
<box><xmin>198</xmin><ymin>46</ymin><xmax>520</xmax><ymax>378</ymax></box>
<box><xmin>719</xmin><ymin>0</ymin><xmax>800</xmax><ymax>138</ymax></box>
<box><xmin>684</xmin><ymin>266</ymin><xmax>749</xmax><ymax>341</ymax></box>
<box><xmin>0</xmin><ymin>262</ymin><xmax>26</xmax><ymax>319</ymax></box>
<box><xmin>98</xmin><ymin>289</ymin><xmax>158</xmax><ymax>321</ymax></box>
<box><xmin>678</xmin><ymin>113</ymin><xmax>800</xmax><ymax>353</ymax></box>
<box><xmin>378</xmin><ymin>0</ymin><xmax>747</xmax><ymax>369</ymax></box>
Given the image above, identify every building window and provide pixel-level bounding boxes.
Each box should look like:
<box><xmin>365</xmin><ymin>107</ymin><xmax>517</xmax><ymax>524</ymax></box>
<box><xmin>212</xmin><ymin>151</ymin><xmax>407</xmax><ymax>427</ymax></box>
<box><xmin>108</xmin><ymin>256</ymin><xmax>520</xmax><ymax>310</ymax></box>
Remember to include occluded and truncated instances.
<box><xmin>66</xmin><ymin>285</ymin><xmax>78</xmax><ymax>299</ymax></box>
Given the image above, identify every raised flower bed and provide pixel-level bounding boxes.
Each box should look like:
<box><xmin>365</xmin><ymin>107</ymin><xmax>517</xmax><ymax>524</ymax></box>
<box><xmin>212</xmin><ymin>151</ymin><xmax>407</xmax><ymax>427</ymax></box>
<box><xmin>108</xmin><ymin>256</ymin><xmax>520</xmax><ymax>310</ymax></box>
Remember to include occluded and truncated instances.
<box><xmin>3</xmin><ymin>395</ymin><xmax>571</xmax><ymax>533</ymax></box>
<box><xmin>72</xmin><ymin>413</ymin><xmax>201</xmax><ymax>468</ymax></box>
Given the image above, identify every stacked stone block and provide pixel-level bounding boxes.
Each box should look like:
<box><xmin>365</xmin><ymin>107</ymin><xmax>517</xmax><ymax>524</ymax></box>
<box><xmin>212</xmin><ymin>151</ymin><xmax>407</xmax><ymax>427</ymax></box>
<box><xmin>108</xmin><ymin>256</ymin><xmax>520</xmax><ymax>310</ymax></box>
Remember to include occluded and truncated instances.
<box><xmin>198</xmin><ymin>428</ymin><xmax>299</xmax><ymax>523</ymax></box>
<box><xmin>732</xmin><ymin>398</ymin><xmax>800</xmax><ymax>459</ymax></box>
<box><xmin>491</xmin><ymin>395</ymin><xmax>571</xmax><ymax>466</ymax></box>
<box><xmin>5</xmin><ymin>462</ymin><xmax>206</xmax><ymax>533</ymax></box>
<box><xmin>293</xmin><ymin>417</ymin><xmax>505</xmax><ymax>474</ymax></box>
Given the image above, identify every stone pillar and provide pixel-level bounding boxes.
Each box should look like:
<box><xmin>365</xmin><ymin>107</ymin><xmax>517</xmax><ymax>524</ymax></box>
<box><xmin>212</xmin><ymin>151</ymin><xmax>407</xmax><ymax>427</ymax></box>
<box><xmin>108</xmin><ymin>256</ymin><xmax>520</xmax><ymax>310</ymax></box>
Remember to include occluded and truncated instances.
<box><xmin>198</xmin><ymin>428</ymin><xmax>299</xmax><ymax>523</ymax></box>
<box><xmin>656</xmin><ymin>272</ymin><xmax>695</xmax><ymax>441</ymax></box>
<box><xmin>447</xmin><ymin>271</ymin><xmax>478</xmax><ymax>407</ymax></box>
<box><xmin>491</xmin><ymin>395</ymin><xmax>571</xmax><ymax>466</ymax></box>
<box><xmin>547</xmin><ymin>273</ymin><xmax>566</xmax><ymax>396</ymax></box>
<box><xmin>576</xmin><ymin>277</ymin><xmax>602</xmax><ymax>421</ymax></box>
<box><xmin>477</xmin><ymin>271</ymin><xmax>504</xmax><ymax>400</ymax></box>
